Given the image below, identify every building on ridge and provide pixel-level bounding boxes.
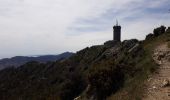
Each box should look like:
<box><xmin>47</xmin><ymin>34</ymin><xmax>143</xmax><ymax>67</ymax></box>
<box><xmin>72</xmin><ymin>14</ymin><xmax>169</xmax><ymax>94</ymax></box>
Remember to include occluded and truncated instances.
<box><xmin>113</xmin><ymin>20</ymin><xmax>121</xmax><ymax>41</ymax></box>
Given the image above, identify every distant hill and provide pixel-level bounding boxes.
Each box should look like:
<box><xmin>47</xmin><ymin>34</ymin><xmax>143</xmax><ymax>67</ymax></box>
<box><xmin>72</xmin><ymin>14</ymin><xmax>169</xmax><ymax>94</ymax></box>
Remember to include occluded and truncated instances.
<box><xmin>0</xmin><ymin>52</ymin><xmax>74</xmax><ymax>70</ymax></box>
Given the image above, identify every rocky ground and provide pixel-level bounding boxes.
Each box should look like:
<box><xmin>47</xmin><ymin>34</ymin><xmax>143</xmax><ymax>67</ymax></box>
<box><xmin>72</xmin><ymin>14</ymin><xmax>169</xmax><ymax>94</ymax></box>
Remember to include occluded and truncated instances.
<box><xmin>144</xmin><ymin>43</ymin><xmax>170</xmax><ymax>100</ymax></box>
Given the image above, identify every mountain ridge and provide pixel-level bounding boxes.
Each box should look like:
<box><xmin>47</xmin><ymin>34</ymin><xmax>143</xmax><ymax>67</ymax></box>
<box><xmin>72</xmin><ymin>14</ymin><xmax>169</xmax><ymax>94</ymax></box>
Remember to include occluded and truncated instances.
<box><xmin>0</xmin><ymin>52</ymin><xmax>74</xmax><ymax>70</ymax></box>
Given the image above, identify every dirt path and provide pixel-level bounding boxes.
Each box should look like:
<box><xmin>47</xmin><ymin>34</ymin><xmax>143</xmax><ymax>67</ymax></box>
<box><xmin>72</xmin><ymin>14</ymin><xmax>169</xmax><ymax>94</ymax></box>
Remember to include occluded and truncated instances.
<box><xmin>144</xmin><ymin>43</ymin><xmax>170</xmax><ymax>100</ymax></box>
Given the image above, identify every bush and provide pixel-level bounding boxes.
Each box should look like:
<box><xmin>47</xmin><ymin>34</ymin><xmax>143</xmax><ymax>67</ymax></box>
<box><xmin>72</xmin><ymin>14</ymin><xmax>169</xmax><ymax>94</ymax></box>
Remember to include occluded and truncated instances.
<box><xmin>87</xmin><ymin>65</ymin><xmax>124</xmax><ymax>99</ymax></box>
<box><xmin>153</xmin><ymin>26</ymin><xmax>166</xmax><ymax>36</ymax></box>
<box><xmin>145</xmin><ymin>33</ymin><xmax>154</xmax><ymax>40</ymax></box>
<box><xmin>59</xmin><ymin>73</ymin><xmax>86</xmax><ymax>100</ymax></box>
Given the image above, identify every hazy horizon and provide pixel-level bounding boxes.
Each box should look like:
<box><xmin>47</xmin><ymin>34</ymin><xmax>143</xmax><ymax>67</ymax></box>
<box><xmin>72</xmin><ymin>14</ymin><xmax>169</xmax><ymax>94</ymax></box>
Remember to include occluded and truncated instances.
<box><xmin>0</xmin><ymin>52</ymin><xmax>74</xmax><ymax>60</ymax></box>
<box><xmin>0</xmin><ymin>0</ymin><xmax>170</xmax><ymax>58</ymax></box>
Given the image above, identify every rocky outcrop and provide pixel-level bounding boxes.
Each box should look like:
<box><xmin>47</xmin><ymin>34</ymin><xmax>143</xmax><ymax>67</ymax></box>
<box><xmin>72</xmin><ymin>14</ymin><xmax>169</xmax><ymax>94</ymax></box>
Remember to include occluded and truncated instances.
<box><xmin>122</xmin><ymin>39</ymin><xmax>139</xmax><ymax>50</ymax></box>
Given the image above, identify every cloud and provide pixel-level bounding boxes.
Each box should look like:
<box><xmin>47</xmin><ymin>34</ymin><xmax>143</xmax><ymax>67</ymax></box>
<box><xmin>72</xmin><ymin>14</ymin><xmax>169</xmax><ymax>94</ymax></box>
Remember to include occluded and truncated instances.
<box><xmin>0</xmin><ymin>0</ymin><xmax>169</xmax><ymax>58</ymax></box>
<box><xmin>70</xmin><ymin>0</ymin><xmax>170</xmax><ymax>38</ymax></box>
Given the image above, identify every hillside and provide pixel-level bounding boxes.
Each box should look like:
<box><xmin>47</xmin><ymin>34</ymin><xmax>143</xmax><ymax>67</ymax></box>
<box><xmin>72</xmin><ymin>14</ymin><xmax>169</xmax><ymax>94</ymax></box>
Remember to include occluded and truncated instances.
<box><xmin>0</xmin><ymin>26</ymin><xmax>169</xmax><ymax>100</ymax></box>
<box><xmin>0</xmin><ymin>52</ymin><xmax>74</xmax><ymax>70</ymax></box>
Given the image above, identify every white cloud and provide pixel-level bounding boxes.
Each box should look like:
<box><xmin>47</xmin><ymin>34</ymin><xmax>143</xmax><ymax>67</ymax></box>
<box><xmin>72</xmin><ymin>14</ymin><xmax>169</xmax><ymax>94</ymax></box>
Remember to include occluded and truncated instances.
<box><xmin>0</xmin><ymin>0</ymin><xmax>169</xmax><ymax>58</ymax></box>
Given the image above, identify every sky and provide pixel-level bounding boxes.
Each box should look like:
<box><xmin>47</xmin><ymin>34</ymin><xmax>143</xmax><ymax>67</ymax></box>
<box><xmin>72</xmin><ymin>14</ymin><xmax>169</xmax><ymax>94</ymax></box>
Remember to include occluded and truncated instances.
<box><xmin>0</xmin><ymin>0</ymin><xmax>170</xmax><ymax>58</ymax></box>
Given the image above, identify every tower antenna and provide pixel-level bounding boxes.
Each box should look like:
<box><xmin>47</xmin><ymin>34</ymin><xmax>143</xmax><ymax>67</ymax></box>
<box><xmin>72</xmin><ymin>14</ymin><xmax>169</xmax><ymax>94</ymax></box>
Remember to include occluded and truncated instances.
<box><xmin>116</xmin><ymin>19</ymin><xmax>118</xmax><ymax>26</ymax></box>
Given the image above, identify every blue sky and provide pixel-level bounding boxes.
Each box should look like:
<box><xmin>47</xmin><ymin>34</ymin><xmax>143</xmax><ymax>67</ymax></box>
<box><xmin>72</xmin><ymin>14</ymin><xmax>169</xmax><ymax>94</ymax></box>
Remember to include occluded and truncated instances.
<box><xmin>0</xmin><ymin>0</ymin><xmax>170</xmax><ymax>58</ymax></box>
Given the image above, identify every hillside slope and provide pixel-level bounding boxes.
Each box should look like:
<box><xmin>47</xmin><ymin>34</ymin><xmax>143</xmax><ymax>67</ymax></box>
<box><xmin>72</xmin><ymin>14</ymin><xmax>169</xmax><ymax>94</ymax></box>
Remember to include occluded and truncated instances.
<box><xmin>107</xmin><ymin>26</ymin><xmax>170</xmax><ymax>100</ymax></box>
<box><xmin>0</xmin><ymin>26</ymin><xmax>169</xmax><ymax>100</ymax></box>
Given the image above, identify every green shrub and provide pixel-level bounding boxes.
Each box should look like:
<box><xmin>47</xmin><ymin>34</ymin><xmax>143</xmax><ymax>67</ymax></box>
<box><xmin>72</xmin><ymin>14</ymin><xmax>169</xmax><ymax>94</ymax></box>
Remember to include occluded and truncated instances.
<box><xmin>58</xmin><ymin>72</ymin><xmax>86</xmax><ymax>100</ymax></box>
<box><xmin>153</xmin><ymin>26</ymin><xmax>166</xmax><ymax>36</ymax></box>
<box><xmin>87</xmin><ymin>59</ymin><xmax>125</xmax><ymax>99</ymax></box>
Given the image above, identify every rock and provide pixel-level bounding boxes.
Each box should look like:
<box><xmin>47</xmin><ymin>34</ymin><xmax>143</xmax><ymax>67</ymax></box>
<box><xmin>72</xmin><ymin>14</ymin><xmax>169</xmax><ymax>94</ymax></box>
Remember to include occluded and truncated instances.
<box><xmin>153</xmin><ymin>86</ymin><xmax>157</xmax><ymax>89</ymax></box>
<box><xmin>104</xmin><ymin>40</ymin><xmax>119</xmax><ymax>48</ymax></box>
<box><xmin>74</xmin><ymin>96</ymin><xmax>81</xmax><ymax>100</ymax></box>
<box><xmin>161</xmin><ymin>79</ymin><xmax>169</xmax><ymax>87</ymax></box>
<box><xmin>122</xmin><ymin>39</ymin><xmax>139</xmax><ymax>51</ymax></box>
<box><xmin>128</xmin><ymin>43</ymin><xmax>141</xmax><ymax>53</ymax></box>
<box><xmin>152</xmin><ymin>50</ymin><xmax>170</xmax><ymax>64</ymax></box>
<box><xmin>101</xmin><ymin>44</ymin><xmax>121</xmax><ymax>58</ymax></box>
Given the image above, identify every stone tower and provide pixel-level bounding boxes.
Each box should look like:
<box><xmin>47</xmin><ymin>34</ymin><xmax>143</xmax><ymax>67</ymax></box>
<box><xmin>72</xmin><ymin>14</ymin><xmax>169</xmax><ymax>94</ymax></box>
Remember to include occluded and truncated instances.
<box><xmin>113</xmin><ymin>20</ymin><xmax>121</xmax><ymax>41</ymax></box>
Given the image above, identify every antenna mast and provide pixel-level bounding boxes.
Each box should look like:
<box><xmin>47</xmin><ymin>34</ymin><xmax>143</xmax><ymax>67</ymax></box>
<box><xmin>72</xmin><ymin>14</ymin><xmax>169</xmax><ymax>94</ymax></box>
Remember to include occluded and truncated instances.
<box><xmin>116</xmin><ymin>19</ymin><xmax>118</xmax><ymax>26</ymax></box>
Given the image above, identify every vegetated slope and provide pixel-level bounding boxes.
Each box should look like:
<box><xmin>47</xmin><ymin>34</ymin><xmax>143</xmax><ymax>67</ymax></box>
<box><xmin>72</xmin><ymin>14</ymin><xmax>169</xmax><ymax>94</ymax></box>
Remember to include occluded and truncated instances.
<box><xmin>0</xmin><ymin>26</ymin><xmax>169</xmax><ymax>100</ymax></box>
<box><xmin>0</xmin><ymin>43</ymin><xmax>110</xmax><ymax>100</ymax></box>
<box><xmin>0</xmin><ymin>52</ymin><xmax>74</xmax><ymax>70</ymax></box>
<box><xmin>107</xmin><ymin>26</ymin><xmax>170</xmax><ymax>100</ymax></box>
